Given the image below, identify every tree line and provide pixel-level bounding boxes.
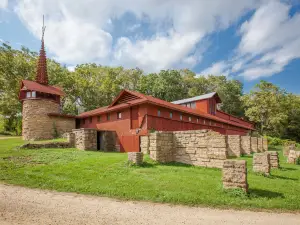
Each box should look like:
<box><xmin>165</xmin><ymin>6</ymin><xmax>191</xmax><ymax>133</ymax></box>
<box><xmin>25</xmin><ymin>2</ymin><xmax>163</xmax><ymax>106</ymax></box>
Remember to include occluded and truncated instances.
<box><xmin>0</xmin><ymin>43</ymin><xmax>299</xmax><ymax>142</ymax></box>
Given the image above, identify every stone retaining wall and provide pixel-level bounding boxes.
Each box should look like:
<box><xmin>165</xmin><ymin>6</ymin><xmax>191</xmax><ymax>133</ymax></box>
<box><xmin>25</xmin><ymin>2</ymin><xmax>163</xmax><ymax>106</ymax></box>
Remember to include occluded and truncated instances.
<box><xmin>251</xmin><ymin>137</ymin><xmax>258</xmax><ymax>153</ymax></box>
<box><xmin>253</xmin><ymin>153</ymin><xmax>270</xmax><ymax>175</ymax></box>
<box><xmin>263</xmin><ymin>138</ymin><xmax>268</xmax><ymax>151</ymax></box>
<box><xmin>267</xmin><ymin>151</ymin><xmax>279</xmax><ymax>168</ymax></box>
<box><xmin>227</xmin><ymin>135</ymin><xmax>241</xmax><ymax>157</ymax></box>
<box><xmin>287</xmin><ymin>150</ymin><xmax>300</xmax><ymax>164</ymax></box>
<box><xmin>241</xmin><ymin>136</ymin><xmax>251</xmax><ymax>155</ymax></box>
<box><xmin>149</xmin><ymin>132</ymin><xmax>174</xmax><ymax>163</ymax></box>
<box><xmin>222</xmin><ymin>160</ymin><xmax>248</xmax><ymax>192</ymax></box>
<box><xmin>140</xmin><ymin>136</ymin><xmax>149</xmax><ymax>154</ymax></box>
<box><xmin>72</xmin><ymin>129</ymin><xmax>97</xmax><ymax>150</ymax></box>
<box><xmin>66</xmin><ymin>132</ymin><xmax>75</xmax><ymax>147</ymax></box>
<box><xmin>128</xmin><ymin>152</ymin><xmax>143</xmax><ymax>165</ymax></box>
<box><xmin>20</xmin><ymin>142</ymin><xmax>71</xmax><ymax>149</ymax></box>
<box><xmin>257</xmin><ymin>137</ymin><xmax>263</xmax><ymax>152</ymax></box>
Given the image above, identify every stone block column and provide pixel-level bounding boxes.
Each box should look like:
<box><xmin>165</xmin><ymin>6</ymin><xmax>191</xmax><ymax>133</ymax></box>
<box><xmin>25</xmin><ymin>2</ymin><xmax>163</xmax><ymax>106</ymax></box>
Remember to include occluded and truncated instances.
<box><xmin>251</xmin><ymin>137</ymin><xmax>258</xmax><ymax>153</ymax></box>
<box><xmin>241</xmin><ymin>136</ymin><xmax>251</xmax><ymax>155</ymax></box>
<box><xmin>267</xmin><ymin>151</ymin><xmax>279</xmax><ymax>168</ymax></box>
<box><xmin>222</xmin><ymin>160</ymin><xmax>248</xmax><ymax>193</ymax></box>
<box><xmin>66</xmin><ymin>132</ymin><xmax>75</xmax><ymax>147</ymax></box>
<box><xmin>253</xmin><ymin>153</ymin><xmax>270</xmax><ymax>175</ymax></box>
<box><xmin>257</xmin><ymin>137</ymin><xmax>263</xmax><ymax>152</ymax></box>
<box><xmin>72</xmin><ymin>128</ymin><xmax>97</xmax><ymax>150</ymax></box>
<box><xmin>149</xmin><ymin>132</ymin><xmax>174</xmax><ymax>163</ymax></box>
<box><xmin>263</xmin><ymin>138</ymin><xmax>268</xmax><ymax>151</ymax></box>
<box><xmin>140</xmin><ymin>136</ymin><xmax>149</xmax><ymax>154</ymax></box>
<box><xmin>287</xmin><ymin>150</ymin><xmax>300</xmax><ymax>164</ymax></box>
<box><xmin>227</xmin><ymin>135</ymin><xmax>241</xmax><ymax>157</ymax></box>
<box><xmin>128</xmin><ymin>152</ymin><xmax>143</xmax><ymax>165</ymax></box>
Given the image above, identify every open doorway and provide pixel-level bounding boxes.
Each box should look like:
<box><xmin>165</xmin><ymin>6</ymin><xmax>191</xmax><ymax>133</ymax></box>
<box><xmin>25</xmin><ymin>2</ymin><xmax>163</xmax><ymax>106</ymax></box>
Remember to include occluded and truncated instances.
<box><xmin>97</xmin><ymin>131</ymin><xmax>103</xmax><ymax>150</ymax></box>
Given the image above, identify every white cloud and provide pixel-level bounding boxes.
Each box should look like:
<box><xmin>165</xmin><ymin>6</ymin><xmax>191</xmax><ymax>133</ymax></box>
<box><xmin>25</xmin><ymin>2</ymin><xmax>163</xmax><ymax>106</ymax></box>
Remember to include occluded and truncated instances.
<box><xmin>200</xmin><ymin>61</ymin><xmax>230</xmax><ymax>76</ymax></box>
<box><xmin>0</xmin><ymin>0</ymin><xmax>8</xmax><ymax>9</ymax></box>
<box><xmin>14</xmin><ymin>0</ymin><xmax>260</xmax><ymax>72</ymax></box>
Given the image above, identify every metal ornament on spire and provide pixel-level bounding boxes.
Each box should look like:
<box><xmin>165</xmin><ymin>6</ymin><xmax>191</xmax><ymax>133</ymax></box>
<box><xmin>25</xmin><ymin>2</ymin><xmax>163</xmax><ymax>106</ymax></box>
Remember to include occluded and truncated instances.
<box><xmin>35</xmin><ymin>15</ymin><xmax>49</xmax><ymax>85</ymax></box>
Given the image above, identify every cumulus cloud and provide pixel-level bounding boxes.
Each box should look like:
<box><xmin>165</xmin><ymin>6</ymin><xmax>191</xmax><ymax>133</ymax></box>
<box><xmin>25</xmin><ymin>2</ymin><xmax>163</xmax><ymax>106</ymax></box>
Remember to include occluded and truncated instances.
<box><xmin>200</xmin><ymin>61</ymin><xmax>230</xmax><ymax>76</ymax></box>
<box><xmin>0</xmin><ymin>0</ymin><xmax>8</xmax><ymax>9</ymax></box>
<box><xmin>14</xmin><ymin>0</ymin><xmax>259</xmax><ymax>72</ymax></box>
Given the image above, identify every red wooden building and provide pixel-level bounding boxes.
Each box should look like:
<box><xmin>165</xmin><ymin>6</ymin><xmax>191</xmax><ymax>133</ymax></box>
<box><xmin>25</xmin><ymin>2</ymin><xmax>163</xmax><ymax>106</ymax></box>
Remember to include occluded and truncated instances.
<box><xmin>78</xmin><ymin>90</ymin><xmax>255</xmax><ymax>152</ymax></box>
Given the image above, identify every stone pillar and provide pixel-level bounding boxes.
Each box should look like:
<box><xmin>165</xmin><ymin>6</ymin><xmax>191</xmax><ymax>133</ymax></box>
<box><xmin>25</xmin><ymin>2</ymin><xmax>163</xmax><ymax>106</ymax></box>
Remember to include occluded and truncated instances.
<box><xmin>149</xmin><ymin>132</ymin><xmax>174</xmax><ymax>163</ymax></box>
<box><xmin>267</xmin><ymin>151</ymin><xmax>279</xmax><ymax>168</ymax></box>
<box><xmin>263</xmin><ymin>138</ymin><xmax>268</xmax><ymax>152</ymax></box>
<box><xmin>222</xmin><ymin>160</ymin><xmax>248</xmax><ymax>193</ymax></box>
<box><xmin>253</xmin><ymin>153</ymin><xmax>270</xmax><ymax>175</ymax></box>
<box><xmin>287</xmin><ymin>150</ymin><xmax>300</xmax><ymax>164</ymax></box>
<box><xmin>227</xmin><ymin>135</ymin><xmax>241</xmax><ymax>157</ymax></box>
<box><xmin>283</xmin><ymin>144</ymin><xmax>295</xmax><ymax>157</ymax></box>
<box><xmin>257</xmin><ymin>137</ymin><xmax>263</xmax><ymax>152</ymax></box>
<box><xmin>72</xmin><ymin>128</ymin><xmax>97</xmax><ymax>150</ymax></box>
<box><xmin>241</xmin><ymin>136</ymin><xmax>251</xmax><ymax>155</ymax></box>
<box><xmin>251</xmin><ymin>137</ymin><xmax>258</xmax><ymax>153</ymax></box>
<box><xmin>128</xmin><ymin>152</ymin><xmax>143</xmax><ymax>165</ymax></box>
<box><xmin>66</xmin><ymin>132</ymin><xmax>75</xmax><ymax>147</ymax></box>
<box><xmin>140</xmin><ymin>136</ymin><xmax>149</xmax><ymax>154</ymax></box>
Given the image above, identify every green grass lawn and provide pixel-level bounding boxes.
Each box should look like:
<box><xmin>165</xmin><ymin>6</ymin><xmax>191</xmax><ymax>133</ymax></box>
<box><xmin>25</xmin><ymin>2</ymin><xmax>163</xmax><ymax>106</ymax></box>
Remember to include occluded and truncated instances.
<box><xmin>27</xmin><ymin>138</ymin><xmax>68</xmax><ymax>144</ymax></box>
<box><xmin>0</xmin><ymin>138</ymin><xmax>299</xmax><ymax>211</ymax></box>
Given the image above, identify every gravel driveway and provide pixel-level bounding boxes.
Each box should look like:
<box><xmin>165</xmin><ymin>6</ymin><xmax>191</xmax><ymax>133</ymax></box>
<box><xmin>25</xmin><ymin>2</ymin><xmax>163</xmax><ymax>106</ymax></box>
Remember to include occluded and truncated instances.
<box><xmin>1</xmin><ymin>184</ymin><xmax>299</xmax><ymax>225</ymax></box>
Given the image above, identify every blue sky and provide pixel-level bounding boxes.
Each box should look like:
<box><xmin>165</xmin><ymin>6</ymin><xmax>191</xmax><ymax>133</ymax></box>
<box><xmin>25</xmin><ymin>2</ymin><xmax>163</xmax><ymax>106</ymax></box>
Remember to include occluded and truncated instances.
<box><xmin>1</xmin><ymin>0</ymin><xmax>300</xmax><ymax>94</ymax></box>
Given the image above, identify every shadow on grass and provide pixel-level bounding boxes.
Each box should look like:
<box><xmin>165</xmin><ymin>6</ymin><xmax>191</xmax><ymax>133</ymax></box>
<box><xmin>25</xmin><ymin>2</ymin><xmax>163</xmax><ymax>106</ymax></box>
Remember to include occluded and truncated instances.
<box><xmin>249</xmin><ymin>188</ymin><xmax>284</xmax><ymax>199</ymax></box>
<box><xmin>279</xmin><ymin>167</ymin><xmax>297</xmax><ymax>171</ymax></box>
<box><xmin>268</xmin><ymin>174</ymin><xmax>298</xmax><ymax>181</ymax></box>
<box><xmin>159</xmin><ymin>162</ymin><xmax>194</xmax><ymax>168</ymax></box>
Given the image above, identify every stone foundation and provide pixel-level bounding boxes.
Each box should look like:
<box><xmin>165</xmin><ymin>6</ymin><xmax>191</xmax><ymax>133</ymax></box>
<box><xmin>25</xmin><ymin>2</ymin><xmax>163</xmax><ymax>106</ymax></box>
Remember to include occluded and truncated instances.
<box><xmin>241</xmin><ymin>136</ymin><xmax>251</xmax><ymax>155</ymax></box>
<box><xmin>267</xmin><ymin>151</ymin><xmax>279</xmax><ymax>168</ymax></box>
<box><xmin>263</xmin><ymin>138</ymin><xmax>268</xmax><ymax>151</ymax></box>
<box><xmin>128</xmin><ymin>152</ymin><xmax>143</xmax><ymax>165</ymax></box>
<box><xmin>251</xmin><ymin>137</ymin><xmax>258</xmax><ymax>153</ymax></box>
<box><xmin>253</xmin><ymin>153</ymin><xmax>270</xmax><ymax>175</ymax></box>
<box><xmin>222</xmin><ymin>160</ymin><xmax>248</xmax><ymax>192</ymax></box>
<box><xmin>140</xmin><ymin>136</ymin><xmax>149</xmax><ymax>154</ymax></box>
<box><xmin>257</xmin><ymin>137</ymin><xmax>263</xmax><ymax>152</ymax></box>
<box><xmin>287</xmin><ymin>150</ymin><xmax>300</xmax><ymax>164</ymax></box>
<box><xmin>227</xmin><ymin>135</ymin><xmax>241</xmax><ymax>157</ymax></box>
<box><xmin>72</xmin><ymin>129</ymin><xmax>97</xmax><ymax>150</ymax></box>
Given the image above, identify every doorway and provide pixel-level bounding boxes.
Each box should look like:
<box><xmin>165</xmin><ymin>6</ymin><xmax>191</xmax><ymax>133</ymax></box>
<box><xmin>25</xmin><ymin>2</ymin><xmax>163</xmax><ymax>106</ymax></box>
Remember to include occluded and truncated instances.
<box><xmin>97</xmin><ymin>131</ymin><xmax>103</xmax><ymax>150</ymax></box>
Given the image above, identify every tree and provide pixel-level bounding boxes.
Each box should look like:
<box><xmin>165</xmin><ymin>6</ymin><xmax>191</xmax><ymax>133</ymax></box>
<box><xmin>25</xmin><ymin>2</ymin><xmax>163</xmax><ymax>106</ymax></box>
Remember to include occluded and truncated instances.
<box><xmin>241</xmin><ymin>81</ymin><xmax>289</xmax><ymax>136</ymax></box>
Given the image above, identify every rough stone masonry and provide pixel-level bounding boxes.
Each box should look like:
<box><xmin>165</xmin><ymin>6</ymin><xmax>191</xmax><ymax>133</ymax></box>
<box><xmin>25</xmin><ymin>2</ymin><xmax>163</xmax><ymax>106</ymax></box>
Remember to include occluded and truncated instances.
<box><xmin>227</xmin><ymin>135</ymin><xmax>241</xmax><ymax>157</ymax></box>
<box><xmin>241</xmin><ymin>136</ymin><xmax>251</xmax><ymax>155</ymax></box>
<box><xmin>128</xmin><ymin>152</ymin><xmax>143</xmax><ymax>165</ymax></box>
<box><xmin>251</xmin><ymin>137</ymin><xmax>258</xmax><ymax>153</ymax></box>
<box><xmin>222</xmin><ymin>160</ymin><xmax>248</xmax><ymax>192</ymax></box>
<box><xmin>253</xmin><ymin>153</ymin><xmax>270</xmax><ymax>175</ymax></box>
<box><xmin>72</xmin><ymin>128</ymin><xmax>97</xmax><ymax>150</ymax></box>
<box><xmin>267</xmin><ymin>151</ymin><xmax>279</xmax><ymax>168</ymax></box>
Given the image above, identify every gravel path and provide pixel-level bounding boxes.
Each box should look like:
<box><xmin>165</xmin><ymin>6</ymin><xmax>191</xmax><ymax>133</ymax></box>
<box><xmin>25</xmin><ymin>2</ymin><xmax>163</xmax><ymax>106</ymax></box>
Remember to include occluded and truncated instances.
<box><xmin>1</xmin><ymin>184</ymin><xmax>299</xmax><ymax>225</ymax></box>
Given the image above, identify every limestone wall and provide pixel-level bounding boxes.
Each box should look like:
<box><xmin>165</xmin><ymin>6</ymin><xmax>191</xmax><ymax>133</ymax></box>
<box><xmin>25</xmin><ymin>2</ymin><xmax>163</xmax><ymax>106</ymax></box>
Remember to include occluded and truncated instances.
<box><xmin>22</xmin><ymin>99</ymin><xmax>60</xmax><ymax>140</ymax></box>
<box><xmin>253</xmin><ymin>153</ymin><xmax>270</xmax><ymax>175</ymax></box>
<box><xmin>267</xmin><ymin>151</ymin><xmax>279</xmax><ymax>168</ymax></box>
<box><xmin>149</xmin><ymin>132</ymin><xmax>174</xmax><ymax>163</ymax></box>
<box><xmin>263</xmin><ymin>138</ymin><xmax>268</xmax><ymax>151</ymax></box>
<box><xmin>287</xmin><ymin>150</ymin><xmax>300</xmax><ymax>164</ymax></box>
<box><xmin>222</xmin><ymin>160</ymin><xmax>248</xmax><ymax>192</ymax></box>
<box><xmin>72</xmin><ymin>128</ymin><xmax>97</xmax><ymax>150</ymax></box>
<box><xmin>140</xmin><ymin>136</ymin><xmax>149</xmax><ymax>154</ymax></box>
<box><xmin>128</xmin><ymin>152</ymin><xmax>143</xmax><ymax>165</ymax></box>
<box><xmin>241</xmin><ymin>136</ymin><xmax>251</xmax><ymax>155</ymax></box>
<box><xmin>227</xmin><ymin>135</ymin><xmax>241</xmax><ymax>157</ymax></box>
<box><xmin>251</xmin><ymin>137</ymin><xmax>258</xmax><ymax>153</ymax></box>
<box><xmin>52</xmin><ymin>117</ymin><xmax>75</xmax><ymax>137</ymax></box>
<box><xmin>257</xmin><ymin>137</ymin><xmax>263</xmax><ymax>152</ymax></box>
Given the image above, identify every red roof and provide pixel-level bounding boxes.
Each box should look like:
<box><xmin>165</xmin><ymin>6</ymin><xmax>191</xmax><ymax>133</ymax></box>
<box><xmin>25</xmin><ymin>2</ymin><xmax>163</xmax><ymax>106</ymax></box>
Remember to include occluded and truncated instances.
<box><xmin>21</xmin><ymin>80</ymin><xmax>65</xmax><ymax>96</ymax></box>
<box><xmin>79</xmin><ymin>89</ymin><xmax>254</xmax><ymax>130</ymax></box>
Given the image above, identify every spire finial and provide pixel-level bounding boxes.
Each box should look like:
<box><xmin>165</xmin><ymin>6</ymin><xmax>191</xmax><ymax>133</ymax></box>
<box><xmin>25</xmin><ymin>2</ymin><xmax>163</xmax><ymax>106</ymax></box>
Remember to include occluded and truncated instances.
<box><xmin>35</xmin><ymin>15</ymin><xmax>48</xmax><ymax>85</ymax></box>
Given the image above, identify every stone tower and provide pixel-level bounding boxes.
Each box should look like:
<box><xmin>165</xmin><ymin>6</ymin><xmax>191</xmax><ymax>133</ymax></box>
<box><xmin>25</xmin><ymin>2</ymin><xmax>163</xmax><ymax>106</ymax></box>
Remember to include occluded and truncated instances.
<box><xmin>19</xmin><ymin>20</ymin><xmax>67</xmax><ymax>140</ymax></box>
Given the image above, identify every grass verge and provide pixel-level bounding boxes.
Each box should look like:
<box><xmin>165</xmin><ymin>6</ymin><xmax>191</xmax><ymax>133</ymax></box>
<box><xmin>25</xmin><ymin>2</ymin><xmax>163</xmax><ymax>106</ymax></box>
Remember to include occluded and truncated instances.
<box><xmin>0</xmin><ymin>139</ymin><xmax>299</xmax><ymax>211</ymax></box>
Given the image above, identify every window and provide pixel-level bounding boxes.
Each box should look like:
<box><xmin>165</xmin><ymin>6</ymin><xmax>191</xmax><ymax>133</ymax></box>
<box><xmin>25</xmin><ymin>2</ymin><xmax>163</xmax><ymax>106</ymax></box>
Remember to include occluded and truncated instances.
<box><xmin>32</xmin><ymin>91</ymin><xmax>36</xmax><ymax>98</ymax></box>
<box><xmin>197</xmin><ymin>118</ymin><xmax>199</xmax><ymax>123</ymax></box>
<box><xmin>170</xmin><ymin>112</ymin><xmax>173</xmax><ymax>118</ymax></box>
<box><xmin>191</xmin><ymin>102</ymin><xmax>196</xmax><ymax>109</ymax></box>
<box><xmin>89</xmin><ymin>117</ymin><xmax>92</xmax><ymax>123</ymax></box>
<box><xmin>97</xmin><ymin>116</ymin><xmax>101</xmax><ymax>122</ymax></box>
<box><xmin>157</xmin><ymin>110</ymin><xmax>161</xmax><ymax>117</ymax></box>
<box><xmin>180</xmin><ymin>114</ymin><xmax>183</xmax><ymax>120</ymax></box>
<box><xmin>189</xmin><ymin>116</ymin><xmax>192</xmax><ymax>122</ymax></box>
<box><xmin>107</xmin><ymin>113</ymin><xmax>110</xmax><ymax>121</ymax></box>
<box><xmin>117</xmin><ymin>112</ymin><xmax>122</xmax><ymax>119</ymax></box>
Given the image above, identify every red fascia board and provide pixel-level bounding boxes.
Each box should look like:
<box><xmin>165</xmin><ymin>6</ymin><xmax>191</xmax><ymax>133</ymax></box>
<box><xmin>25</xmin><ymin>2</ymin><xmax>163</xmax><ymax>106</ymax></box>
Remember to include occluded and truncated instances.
<box><xmin>21</xmin><ymin>80</ymin><xmax>65</xmax><ymax>96</ymax></box>
<box><xmin>216</xmin><ymin>110</ymin><xmax>255</xmax><ymax>125</ymax></box>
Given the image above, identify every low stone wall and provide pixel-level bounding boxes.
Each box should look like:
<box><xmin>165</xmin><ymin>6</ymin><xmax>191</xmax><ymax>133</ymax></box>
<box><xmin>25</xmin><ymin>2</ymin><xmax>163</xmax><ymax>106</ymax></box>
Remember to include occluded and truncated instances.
<box><xmin>263</xmin><ymin>138</ymin><xmax>268</xmax><ymax>151</ymax></box>
<box><xmin>227</xmin><ymin>135</ymin><xmax>241</xmax><ymax>157</ymax></box>
<box><xmin>251</xmin><ymin>137</ymin><xmax>258</xmax><ymax>153</ymax></box>
<box><xmin>241</xmin><ymin>136</ymin><xmax>251</xmax><ymax>155</ymax></box>
<box><xmin>66</xmin><ymin>132</ymin><xmax>75</xmax><ymax>147</ymax></box>
<box><xmin>287</xmin><ymin>150</ymin><xmax>300</xmax><ymax>164</ymax></box>
<box><xmin>267</xmin><ymin>151</ymin><xmax>279</xmax><ymax>168</ymax></box>
<box><xmin>20</xmin><ymin>142</ymin><xmax>71</xmax><ymax>149</ymax></box>
<box><xmin>72</xmin><ymin>128</ymin><xmax>97</xmax><ymax>150</ymax></box>
<box><xmin>257</xmin><ymin>137</ymin><xmax>263</xmax><ymax>152</ymax></box>
<box><xmin>253</xmin><ymin>153</ymin><xmax>270</xmax><ymax>175</ymax></box>
<box><xmin>149</xmin><ymin>132</ymin><xmax>173</xmax><ymax>163</ymax></box>
<box><xmin>222</xmin><ymin>160</ymin><xmax>248</xmax><ymax>192</ymax></box>
<box><xmin>128</xmin><ymin>152</ymin><xmax>143</xmax><ymax>165</ymax></box>
<box><xmin>140</xmin><ymin>136</ymin><xmax>149</xmax><ymax>154</ymax></box>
